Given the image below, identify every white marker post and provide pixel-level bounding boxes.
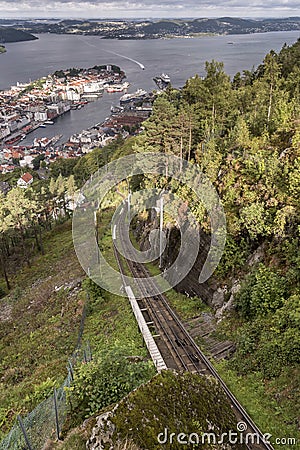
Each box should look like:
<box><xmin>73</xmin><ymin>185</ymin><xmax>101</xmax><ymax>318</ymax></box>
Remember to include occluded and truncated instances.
<box><xmin>112</xmin><ymin>224</ymin><xmax>117</xmax><ymax>240</ymax></box>
<box><xmin>127</xmin><ymin>192</ymin><xmax>131</xmax><ymax>225</ymax></box>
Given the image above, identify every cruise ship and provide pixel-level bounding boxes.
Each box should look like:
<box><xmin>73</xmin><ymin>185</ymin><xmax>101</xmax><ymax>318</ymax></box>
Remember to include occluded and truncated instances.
<box><xmin>120</xmin><ymin>89</ymin><xmax>148</xmax><ymax>105</ymax></box>
<box><xmin>153</xmin><ymin>73</ymin><xmax>171</xmax><ymax>90</ymax></box>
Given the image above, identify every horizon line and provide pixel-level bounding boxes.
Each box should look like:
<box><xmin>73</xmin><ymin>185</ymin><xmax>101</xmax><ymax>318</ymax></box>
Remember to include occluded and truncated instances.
<box><xmin>1</xmin><ymin>15</ymin><xmax>300</xmax><ymax>20</ymax></box>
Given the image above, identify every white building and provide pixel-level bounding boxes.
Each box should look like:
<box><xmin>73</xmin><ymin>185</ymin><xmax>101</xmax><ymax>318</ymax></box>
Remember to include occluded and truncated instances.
<box><xmin>0</xmin><ymin>124</ymin><xmax>10</xmax><ymax>139</ymax></box>
<box><xmin>34</xmin><ymin>111</ymin><xmax>48</xmax><ymax>122</ymax></box>
<box><xmin>20</xmin><ymin>155</ymin><xmax>34</xmax><ymax>168</ymax></box>
<box><xmin>65</xmin><ymin>89</ymin><xmax>81</xmax><ymax>101</ymax></box>
<box><xmin>17</xmin><ymin>172</ymin><xmax>33</xmax><ymax>188</ymax></box>
<box><xmin>83</xmin><ymin>82</ymin><xmax>104</xmax><ymax>93</ymax></box>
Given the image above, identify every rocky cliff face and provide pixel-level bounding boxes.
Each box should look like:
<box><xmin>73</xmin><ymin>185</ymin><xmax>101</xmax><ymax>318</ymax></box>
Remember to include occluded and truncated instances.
<box><xmin>135</xmin><ymin>211</ymin><xmax>215</xmax><ymax>305</ymax></box>
<box><xmin>134</xmin><ymin>212</ymin><xmax>267</xmax><ymax>319</ymax></box>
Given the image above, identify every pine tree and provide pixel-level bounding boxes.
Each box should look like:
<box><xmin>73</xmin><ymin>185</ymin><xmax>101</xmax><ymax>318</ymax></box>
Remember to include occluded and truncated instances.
<box><xmin>0</xmin><ymin>195</ymin><xmax>10</xmax><ymax>290</ymax></box>
<box><xmin>4</xmin><ymin>188</ymin><xmax>38</xmax><ymax>267</ymax></box>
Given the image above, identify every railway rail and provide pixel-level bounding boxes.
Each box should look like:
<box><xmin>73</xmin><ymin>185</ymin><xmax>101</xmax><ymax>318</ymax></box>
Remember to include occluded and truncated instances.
<box><xmin>112</xmin><ymin>211</ymin><xmax>275</xmax><ymax>450</ymax></box>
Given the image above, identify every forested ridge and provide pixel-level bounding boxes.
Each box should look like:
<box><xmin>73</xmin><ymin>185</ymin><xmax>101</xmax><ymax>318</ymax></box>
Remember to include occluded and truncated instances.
<box><xmin>0</xmin><ymin>27</ymin><xmax>37</xmax><ymax>43</ymax></box>
<box><xmin>137</xmin><ymin>42</ymin><xmax>300</xmax><ymax>374</ymax></box>
<box><xmin>0</xmin><ymin>38</ymin><xmax>300</xmax><ymax>446</ymax></box>
<box><xmin>134</xmin><ymin>38</ymin><xmax>300</xmax><ymax>372</ymax></box>
<box><xmin>18</xmin><ymin>17</ymin><xmax>300</xmax><ymax>38</ymax></box>
<box><xmin>131</xmin><ymin>38</ymin><xmax>300</xmax><ymax>437</ymax></box>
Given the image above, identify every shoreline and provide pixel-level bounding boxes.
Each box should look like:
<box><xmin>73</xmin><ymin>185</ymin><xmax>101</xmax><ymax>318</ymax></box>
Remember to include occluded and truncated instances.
<box><xmin>0</xmin><ymin>65</ymin><xmax>126</xmax><ymax>146</ymax></box>
<box><xmin>0</xmin><ymin>66</ymin><xmax>155</xmax><ymax>173</ymax></box>
<box><xmin>27</xmin><ymin>29</ymin><xmax>300</xmax><ymax>41</ymax></box>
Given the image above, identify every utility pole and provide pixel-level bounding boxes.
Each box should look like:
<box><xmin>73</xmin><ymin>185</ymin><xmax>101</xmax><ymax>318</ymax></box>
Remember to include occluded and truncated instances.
<box><xmin>94</xmin><ymin>211</ymin><xmax>100</xmax><ymax>265</ymax></box>
<box><xmin>159</xmin><ymin>195</ymin><xmax>163</xmax><ymax>269</ymax></box>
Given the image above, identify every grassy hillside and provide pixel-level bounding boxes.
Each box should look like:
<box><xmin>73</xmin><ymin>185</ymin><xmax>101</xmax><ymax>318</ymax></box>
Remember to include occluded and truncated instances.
<box><xmin>0</xmin><ymin>209</ymin><xmax>155</xmax><ymax>442</ymax></box>
<box><xmin>0</xmin><ymin>221</ymin><xmax>85</xmax><ymax>437</ymax></box>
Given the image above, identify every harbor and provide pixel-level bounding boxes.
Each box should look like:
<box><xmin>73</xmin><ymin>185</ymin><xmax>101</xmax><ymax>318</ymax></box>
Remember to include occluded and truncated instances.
<box><xmin>0</xmin><ymin>64</ymin><xmax>127</xmax><ymax>147</ymax></box>
<box><xmin>0</xmin><ymin>82</ymin><xmax>156</xmax><ymax>172</ymax></box>
<box><xmin>1</xmin><ymin>29</ymin><xmax>299</xmax><ymax>174</ymax></box>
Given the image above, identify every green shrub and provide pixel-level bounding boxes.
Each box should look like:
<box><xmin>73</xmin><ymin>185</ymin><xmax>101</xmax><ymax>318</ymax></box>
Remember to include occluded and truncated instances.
<box><xmin>82</xmin><ymin>278</ymin><xmax>106</xmax><ymax>315</ymax></box>
<box><xmin>82</xmin><ymin>278</ymin><xmax>104</xmax><ymax>302</ymax></box>
<box><xmin>12</xmin><ymin>286</ymin><xmax>22</xmax><ymax>302</ymax></box>
<box><xmin>25</xmin><ymin>378</ymin><xmax>57</xmax><ymax>406</ymax></box>
<box><xmin>235</xmin><ymin>264</ymin><xmax>286</xmax><ymax>319</ymax></box>
<box><xmin>66</xmin><ymin>344</ymin><xmax>155</xmax><ymax>424</ymax></box>
<box><xmin>215</xmin><ymin>235</ymin><xmax>250</xmax><ymax>278</ymax></box>
<box><xmin>233</xmin><ymin>294</ymin><xmax>300</xmax><ymax>377</ymax></box>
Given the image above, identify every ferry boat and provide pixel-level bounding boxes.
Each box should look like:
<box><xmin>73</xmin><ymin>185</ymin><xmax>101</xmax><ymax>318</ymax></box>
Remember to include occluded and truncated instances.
<box><xmin>106</xmin><ymin>82</ymin><xmax>130</xmax><ymax>93</ymax></box>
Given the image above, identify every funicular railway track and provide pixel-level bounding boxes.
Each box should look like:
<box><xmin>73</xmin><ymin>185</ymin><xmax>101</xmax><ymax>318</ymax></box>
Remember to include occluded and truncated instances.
<box><xmin>112</xmin><ymin>216</ymin><xmax>274</xmax><ymax>450</ymax></box>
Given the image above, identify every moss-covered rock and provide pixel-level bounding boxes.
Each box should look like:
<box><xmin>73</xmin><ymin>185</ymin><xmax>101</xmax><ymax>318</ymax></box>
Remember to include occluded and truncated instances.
<box><xmin>87</xmin><ymin>370</ymin><xmax>239</xmax><ymax>450</ymax></box>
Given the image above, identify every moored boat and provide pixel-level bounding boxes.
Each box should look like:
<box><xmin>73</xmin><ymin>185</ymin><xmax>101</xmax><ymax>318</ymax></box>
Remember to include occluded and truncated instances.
<box><xmin>153</xmin><ymin>73</ymin><xmax>171</xmax><ymax>90</ymax></box>
<box><xmin>120</xmin><ymin>89</ymin><xmax>148</xmax><ymax>105</ymax></box>
<box><xmin>106</xmin><ymin>81</ymin><xmax>130</xmax><ymax>93</ymax></box>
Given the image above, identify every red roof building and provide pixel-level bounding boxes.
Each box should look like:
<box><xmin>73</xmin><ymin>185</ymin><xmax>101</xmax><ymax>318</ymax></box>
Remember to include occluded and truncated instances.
<box><xmin>17</xmin><ymin>172</ymin><xmax>33</xmax><ymax>188</ymax></box>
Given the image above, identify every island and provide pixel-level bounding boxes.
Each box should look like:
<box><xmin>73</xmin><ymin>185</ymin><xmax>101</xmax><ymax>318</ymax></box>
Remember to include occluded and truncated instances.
<box><xmin>0</xmin><ymin>45</ymin><xmax>6</xmax><ymax>53</ymax></box>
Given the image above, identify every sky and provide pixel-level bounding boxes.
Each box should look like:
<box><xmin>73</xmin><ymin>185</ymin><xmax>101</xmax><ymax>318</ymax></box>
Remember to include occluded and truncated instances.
<box><xmin>0</xmin><ymin>0</ymin><xmax>300</xmax><ymax>19</ymax></box>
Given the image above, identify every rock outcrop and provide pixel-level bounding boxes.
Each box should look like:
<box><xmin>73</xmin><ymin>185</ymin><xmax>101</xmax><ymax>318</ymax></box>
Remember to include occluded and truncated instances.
<box><xmin>86</xmin><ymin>370</ymin><xmax>237</xmax><ymax>450</ymax></box>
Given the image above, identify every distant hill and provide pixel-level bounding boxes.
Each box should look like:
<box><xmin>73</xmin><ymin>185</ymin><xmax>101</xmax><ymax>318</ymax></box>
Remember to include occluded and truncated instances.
<box><xmin>0</xmin><ymin>27</ymin><xmax>38</xmax><ymax>43</ymax></box>
<box><xmin>5</xmin><ymin>17</ymin><xmax>300</xmax><ymax>39</ymax></box>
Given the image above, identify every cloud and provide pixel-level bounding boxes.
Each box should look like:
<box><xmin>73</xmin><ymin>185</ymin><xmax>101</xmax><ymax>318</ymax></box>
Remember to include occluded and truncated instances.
<box><xmin>1</xmin><ymin>0</ymin><xmax>300</xmax><ymax>18</ymax></box>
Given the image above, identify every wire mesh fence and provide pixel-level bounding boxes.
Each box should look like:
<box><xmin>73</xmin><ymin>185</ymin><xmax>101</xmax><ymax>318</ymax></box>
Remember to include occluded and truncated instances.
<box><xmin>0</xmin><ymin>301</ymin><xmax>91</xmax><ymax>450</ymax></box>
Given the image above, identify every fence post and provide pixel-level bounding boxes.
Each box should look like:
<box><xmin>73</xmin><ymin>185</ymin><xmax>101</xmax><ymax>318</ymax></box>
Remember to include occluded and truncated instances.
<box><xmin>17</xmin><ymin>415</ymin><xmax>32</xmax><ymax>450</ymax></box>
<box><xmin>68</xmin><ymin>360</ymin><xmax>74</xmax><ymax>381</ymax></box>
<box><xmin>53</xmin><ymin>388</ymin><xmax>61</xmax><ymax>441</ymax></box>
<box><xmin>67</xmin><ymin>366</ymin><xmax>71</xmax><ymax>382</ymax></box>
<box><xmin>87</xmin><ymin>341</ymin><xmax>92</xmax><ymax>361</ymax></box>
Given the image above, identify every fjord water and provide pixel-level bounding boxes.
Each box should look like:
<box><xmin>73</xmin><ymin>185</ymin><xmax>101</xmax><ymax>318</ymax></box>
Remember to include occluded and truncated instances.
<box><xmin>1</xmin><ymin>31</ymin><xmax>299</xmax><ymax>143</ymax></box>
